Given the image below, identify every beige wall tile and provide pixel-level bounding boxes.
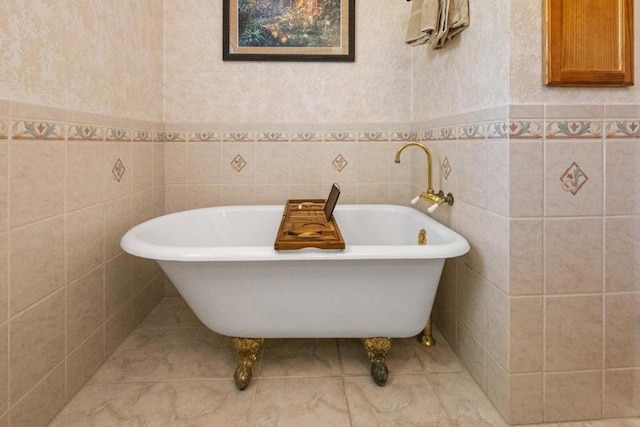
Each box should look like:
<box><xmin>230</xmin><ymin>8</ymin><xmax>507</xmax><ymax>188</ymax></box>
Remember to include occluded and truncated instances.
<box><xmin>486</xmin><ymin>284</ymin><xmax>508</xmax><ymax>369</ymax></box>
<box><xmin>132</xmin><ymin>189</ymin><xmax>153</xmax><ymax>227</ymax></box>
<box><xmin>66</xmin><ymin>141</ymin><xmax>103</xmax><ymax>212</ymax></box>
<box><xmin>66</xmin><ymin>204</ymin><xmax>103</xmax><ymax>284</ymax></box>
<box><xmin>220</xmin><ymin>184</ymin><xmax>255</xmax><ymax>209</ymax></box>
<box><xmin>605</xmin><ymin>140</ymin><xmax>640</xmax><ymax>215</ymax></box>
<box><xmin>221</xmin><ymin>142</ymin><xmax>256</xmax><ymax>185</ymax></box>
<box><xmin>486</xmin><ymin>140</ymin><xmax>509</xmax><ymax>216</ymax></box>
<box><xmin>133</xmin><ymin>281</ymin><xmax>163</xmax><ymax>325</ymax></box>
<box><xmin>437</xmin><ymin>258</ymin><xmax>457</xmax><ymax>312</ymax></box>
<box><xmin>290</xmin><ymin>143</ymin><xmax>322</xmax><ymax>185</ymax></box>
<box><xmin>485</xmin><ymin>213</ymin><xmax>509</xmax><ymax>293</ymax></box>
<box><xmin>323</xmin><ymin>142</ymin><xmax>358</xmax><ymax>184</ymax></box>
<box><xmin>432</xmin><ymin>303</ymin><xmax>457</xmax><ymax>352</ymax></box>
<box><xmin>457</xmin><ymin>324</ymin><xmax>486</xmax><ymax>389</ymax></box>
<box><xmin>545</xmin><ymin>295</ymin><xmax>603</xmax><ymax>372</ymax></box>
<box><xmin>255</xmin><ymin>142</ymin><xmax>290</xmax><ymax>184</ymax></box>
<box><xmin>0</xmin><ymin>324</ymin><xmax>6</xmax><ymax>414</ymax></box>
<box><xmin>510</xmin><ymin>219</ymin><xmax>543</xmax><ymax>295</ymax></box>
<box><xmin>509</xmin><ymin>373</ymin><xmax>543</xmax><ymax>425</ymax></box>
<box><xmin>132</xmin><ymin>256</ymin><xmax>154</xmax><ymax>296</ymax></box>
<box><xmin>545</xmin><ymin>140</ymin><xmax>603</xmax><ymax>217</ymax></box>
<box><xmin>0</xmin><ymin>142</ymin><xmax>7</xmax><ymax>232</ymax></box>
<box><xmin>510</xmin><ymin>296</ymin><xmax>543</xmax><ymax>373</ymax></box>
<box><xmin>545</xmin><ymin>218</ymin><xmax>603</xmax><ymax>294</ymax></box>
<box><xmin>187</xmin><ymin>184</ymin><xmax>221</xmax><ymax>209</ymax></box>
<box><xmin>544</xmin><ymin>371</ymin><xmax>602</xmax><ymax>422</ymax></box>
<box><xmin>9</xmin><ymin>363</ymin><xmax>65</xmax><ymax>427</ymax></box>
<box><xmin>187</xmin><ymin>142</ymin><xmax>221</xmax><ymax>185</ymax></box>
<box><xmin>356</xmin><ymin>142</ymin><xmax>390</xmax><ymax>184</ymax></box>
<box><xmin>10</xmin><ymin>141</ymin><xmax>65</xmax><ymax>227</ymax></box>
<box><xmin>164</xmin><ymin>142</ymin><xmax>187</xmax><ymax>184</ymax></box>
<box><xmin>457</xmin><ymin>263</ymin><xmax>487</xmax><ymax>342</ymax></box>
<box><xmin>10</xmin><ymin>216</ymin><xmax>65</xmax><ymax>314</ymax></box>
<box><xmin>457</xmin><ymin>140</ymin><xmax>487</xmax><ymax>208</ymax></box>
<box><xmin>510</xmin><ymin>140</ymin><xmax>543</xmax><ymax>217</ymax></box>
<box><xmin>604</xmin><ymin>368</ymin><xmax>640</xmax><ymax>418</ymax></box>
<box><xmin>165</xmin><ymin>184</ymin><xmax>188</xmax><ymax>214</ymax></box>
<box><xmin>485</xmin><ymin>356</ymin><xmax>508</xmax><ymax>420</ymax></box>
<box><xmin>356</xmin><ymin>183</ymin><xmax>389</xmax><ymax>204</ymax></box>
<box><xmin>604</xmin><ymin>293</ymin><xmax>640</xmax><ymax>368</ymax></box>
<box><xmin>453</xmin><ymin>202</ymin><xmax>487</xmax><ymax>276</ymax></box>
<box><xmin>105</xmin><ymin>302</ymin><xmax>135</xmax><ymax>356</ymax></box>
<box><xmin>152</xmin><ymin>186</ymin><xmax>165</xmax><ymax>217</ymax></box>
<box><xmin>66</xmin><ymin>328</ymin><xmax>105</xmax><ymax>400</ymax></box>
<box><xmin>104</xmin><ymin>142</ymin><xmax>132</xmax><ymax>202</ymax></box>
<box><xmin>10</xmin><ymin>290</ymin><xmax>65</xmax><ymax>404</ymax></box>
<box><xmin>152</xmin><ymin>142</ymin><xmax>165</xmax><ymax>187</ymax></box>
<box><xmin>131</xmin><ymin>142</ymin><xmax>153</xmax><ymax>193</ymax></box>
<box><xmin>105</xmin><ymin>253</ymin><xmax>132</xmax><ymax>318</ymax></box>
<box><xmin>0</xmin><ymin>233</ymin><xmax>6</xmax><ymax>322</ymax></box>
<box><xmin>66</xmin><ymin>267</ymin><xmax>104</xmax><ymax>354</ymax></box>
<box><xmin>605</xmin><ymin>217</ymin><xmax>640</xmax><ymax>292</ymax></box>
<box><xmin>103</xmin><ymin>195</ymin><xmax>131</xmax><ymax>260</ymax></box>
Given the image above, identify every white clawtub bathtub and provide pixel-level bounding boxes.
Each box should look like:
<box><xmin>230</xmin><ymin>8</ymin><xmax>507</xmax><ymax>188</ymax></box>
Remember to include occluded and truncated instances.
<box><xmin>121</xmin><ymin>204</ymin><xmax>469</xmax><ymax>388</ymax></box>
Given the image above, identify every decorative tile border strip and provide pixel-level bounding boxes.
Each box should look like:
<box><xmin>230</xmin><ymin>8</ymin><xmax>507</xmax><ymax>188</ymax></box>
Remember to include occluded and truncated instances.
<box><xmin>325</xmin><ymin>131</ymin><xmax>356</xmax><ymax>142</ymax></box>
<box><xmin>105</xmin><ymin>128</ymin><xmax>130</xmax><ymax>141</ymax></box>
<box><xmin>546</xmin><ymin>120</ymin><xmax>602</xmax><ymax>139</ymax></box>
<box><xmin>257</xmin><ymin>131</ymin><xmax>287</xmax><ymax>142</ymax></box>
<box><xmin>458</xmin><ymin>124</ymin><xmax>486</xmax><ymax>139</ymax></box>
<box><xmin>290</xmin><ymin>131</ymin><xmax>321</xmax><ymax>142</ymax></box>
<box><xmin>358</xmin><ymin>131</ymin><xmax>388</xmax><ymax>142</ymax></box>
<box><xmin>391</xmin><ymin>131</ymin><xmax>418</xmax><ymax>141</ymax></box>
<box><xmin>68</xmin><ymin>125</ymin><xmax>104</xmax><ymax>141</ymax></box>
<box><xmin>508</xmin><ymin>121</ymin><xmax>543</xmax><ymax>139</ymax></box>
<box><xmin>12</xmin><ymin>120</ymin><xmax>65</xmax><ymax>140</ymax></box>
<box><xmin>0</xmin><ymin>119</ymin><xmax>8</xmax><ymax>139</ymax></box>
<box><xmin>606</xmin><ymin>121</ymin><xmax>640</xmax><ymax>138</ymax></box>
<box><xmin>189</xmin><ymin>131</ymin><xmax>220</xmax><ymax>142</ymax></box>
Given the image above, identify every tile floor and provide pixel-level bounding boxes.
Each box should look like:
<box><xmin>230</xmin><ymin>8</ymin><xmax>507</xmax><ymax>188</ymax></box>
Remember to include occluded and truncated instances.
<box><xmin>49</xmin><ymin>297</ymin><xmax>640</xmax><ymax>426</ymax></box>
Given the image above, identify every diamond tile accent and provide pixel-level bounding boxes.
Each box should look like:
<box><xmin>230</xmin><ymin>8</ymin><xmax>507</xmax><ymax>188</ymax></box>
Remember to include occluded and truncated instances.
<box><xmin>332</xmin><ymin>154</ymin><xmax>348</xmax><ymax>172</ymax></box>
<box><xmin>231</xmin><ymin>154</ymin><xmax>247</xmax><ymax>172</ymax></box>
<box><xmin>112</xmin><ymin>158</ymin><xmax>126</xmax><ymax>182</ymax></box>
<box><xmin>441</xmin><ymin>157</ymin><xmax>452</xmax><ymax>180</ymax></box>
<box><xmin>560</xmin><ymin>161</ymin><xmax>588</xmax><ymax>195</ymax></box>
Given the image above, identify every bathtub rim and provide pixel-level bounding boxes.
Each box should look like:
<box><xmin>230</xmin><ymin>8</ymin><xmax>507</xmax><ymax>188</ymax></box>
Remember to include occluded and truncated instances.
<box><xmin>121</xmin><ymin>204</ymin><xmax>470</xmax><ymax>262</ymax></box>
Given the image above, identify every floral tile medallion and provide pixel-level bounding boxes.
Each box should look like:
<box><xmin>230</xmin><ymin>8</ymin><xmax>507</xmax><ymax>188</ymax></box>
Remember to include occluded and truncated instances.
<box><xmin>560</xmin><ymin>161</ymin><xmax>588</xmax><ymax>195</ymax></box>
<box><xmin>231</xmin><ymin>154</ymin><xmax>247</xmax><ymax>172</ymax></box>
<box><xmin>332</xmin><ymin>154</ymin><xmax>348</xmax><ymax>172</ymax></box>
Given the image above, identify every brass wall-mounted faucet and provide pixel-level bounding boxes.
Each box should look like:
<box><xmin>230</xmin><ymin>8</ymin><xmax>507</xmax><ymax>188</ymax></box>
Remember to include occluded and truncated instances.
<box><xmin>394</xmin><ymin>142</ymin><xmax>454</xmax><ymax>213</ymax></box>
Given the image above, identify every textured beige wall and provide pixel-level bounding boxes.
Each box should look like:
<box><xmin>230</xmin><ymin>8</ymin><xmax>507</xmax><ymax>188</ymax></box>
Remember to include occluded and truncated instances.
<box><xmin>411</xmin><ymin>0</ymin><xmax>510</xmax><ymax>121</ymax></box>
<box><xmin>0</xmin><ymin>0</ymin><xmax>164</xmax><ymax>122</ymax></box>
<box><xmin>510</xmin><ymin>0</ymin><xmax>640</xmax><ymax>104</ymax></box>
<box><xmin>163</xmin><ymin>0</ymin><xmax>414</xmax><ymax>125</ymax></box>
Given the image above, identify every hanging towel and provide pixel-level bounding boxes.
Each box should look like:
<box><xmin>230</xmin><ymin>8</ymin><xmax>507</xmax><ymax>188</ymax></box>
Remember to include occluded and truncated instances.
<box><xmin>405</xmin><ymin>0</ymin><xmax>469</xmax><ymax>49</ymax></box>
<box><xmin>433</xmin><ymin>0</ymin><xmax>469</xmax><ymax>49</ymax></box>
<box><xmin>405</xmin><ymin>0</ymin><xmax>441</xmax><ymax>46</ymax></box>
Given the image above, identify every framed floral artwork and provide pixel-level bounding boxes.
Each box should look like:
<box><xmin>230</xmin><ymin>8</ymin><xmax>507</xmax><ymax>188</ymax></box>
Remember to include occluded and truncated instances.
<box><xmin>223</xmin><ymin>0</ymin><xmax>355</xmax><ymax>62</ymax></box>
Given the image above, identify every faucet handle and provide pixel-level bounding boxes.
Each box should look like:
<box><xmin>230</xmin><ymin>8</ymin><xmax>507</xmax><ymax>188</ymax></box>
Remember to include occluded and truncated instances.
<box><xmin>427</xmin><ymin>203</ymin><xmax>439</xmax><ymax>213</ymax></box>
<box><xmin>410</xmin><ymin>195</ymin><xmax>421</xmax><ymax>205</ymax></box>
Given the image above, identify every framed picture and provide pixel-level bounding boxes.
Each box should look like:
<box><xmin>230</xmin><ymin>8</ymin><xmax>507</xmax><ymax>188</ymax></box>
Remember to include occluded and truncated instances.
<box><xmin>223</xmin><ymin>0</ymin><xmax>355</xmax><ymax>62</ymax></box>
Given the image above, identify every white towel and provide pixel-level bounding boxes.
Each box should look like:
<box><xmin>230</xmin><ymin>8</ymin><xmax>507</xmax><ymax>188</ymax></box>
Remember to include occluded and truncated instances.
<box><xmin>405</xmin><ymin>0</ymin><xmax>469</xmax><ymax>49</ymax></box>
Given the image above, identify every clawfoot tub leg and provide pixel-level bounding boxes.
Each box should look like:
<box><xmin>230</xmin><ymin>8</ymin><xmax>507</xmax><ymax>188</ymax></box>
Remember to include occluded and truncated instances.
<box><xmin>362</xmin><ymin>337</ymin><xmax>392</xmax><ymax>386</ymax></box>
<box><xmin>417</xmin><ymin>317</ymin><xmax>436</xmax><ymax>347</ymax></box>
<box><xmin>230</xmin><ymin>337</ymin><xmax>264</xmax><ymax>390</ymax></box>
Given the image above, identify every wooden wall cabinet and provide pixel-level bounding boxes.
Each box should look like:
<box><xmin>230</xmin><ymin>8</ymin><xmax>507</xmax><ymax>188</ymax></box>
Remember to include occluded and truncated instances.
<box><xmin>544</xmin><ymin>0</ymin><xmax>634</xmax><ymax>86</ymax></box>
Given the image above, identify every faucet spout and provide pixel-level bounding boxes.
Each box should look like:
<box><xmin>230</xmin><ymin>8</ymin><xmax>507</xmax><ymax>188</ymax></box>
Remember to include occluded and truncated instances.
<box><xmin>394</xmin><ymin>142</ymin><xmax>434</xmax><ymax>191</ymax></box>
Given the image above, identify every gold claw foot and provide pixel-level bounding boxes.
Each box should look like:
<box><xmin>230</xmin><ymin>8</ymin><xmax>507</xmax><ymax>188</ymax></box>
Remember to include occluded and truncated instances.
<box><xmin>231</xmin><ymin>337</ymin><xmax>264</xmax><ymax>390</ymax></box>
<box><xmin>417</xmin><ymin>318</ymin><xmax>436</xmax><ymax>347</ymax></box>
<box><xmin>362</xmin><ymin>337</ymin><xmax>392</xmax><ymax>386</ymax></box>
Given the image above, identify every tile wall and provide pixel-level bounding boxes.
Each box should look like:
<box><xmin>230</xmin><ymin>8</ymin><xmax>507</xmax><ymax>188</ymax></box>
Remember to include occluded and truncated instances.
<box><xmin>426</xmin><ymin>104</ymin><xmax>640</xmax><ymax>425</ymax></box>
<box><xmin>0</xmin><ymin>102</ymin><xmax>165</xmax><ymax>426</ymax></box>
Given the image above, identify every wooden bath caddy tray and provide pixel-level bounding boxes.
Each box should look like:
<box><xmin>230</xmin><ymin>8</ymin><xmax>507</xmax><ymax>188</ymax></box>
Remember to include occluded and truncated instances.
<box><xmin>274</xmin><ymin>199</ymin><xmax>345</xmax><ymax>250</ymax></box>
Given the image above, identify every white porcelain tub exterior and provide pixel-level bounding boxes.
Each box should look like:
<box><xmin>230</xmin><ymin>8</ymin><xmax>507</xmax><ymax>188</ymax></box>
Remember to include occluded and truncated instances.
<box><xmin>121</xmin><ymin>204</ymin><xmax>469</xmax><ymax>339</ymax></box>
